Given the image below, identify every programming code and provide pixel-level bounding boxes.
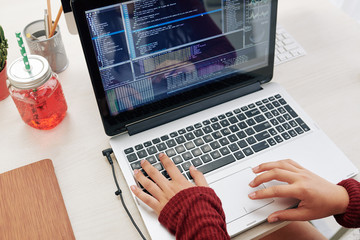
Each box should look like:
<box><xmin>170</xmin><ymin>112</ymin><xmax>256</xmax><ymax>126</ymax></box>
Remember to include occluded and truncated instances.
<box><xmin>86</xmin><ymin>0</ymin><xmax>272</xmax><ymax>115</ymax></box>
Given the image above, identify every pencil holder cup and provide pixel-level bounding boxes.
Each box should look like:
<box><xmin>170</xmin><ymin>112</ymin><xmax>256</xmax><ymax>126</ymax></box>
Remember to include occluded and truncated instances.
<box><xmin>23</xmin><ymin>20</ymin><xmax>68</xmax><ymax>73</ymax></box>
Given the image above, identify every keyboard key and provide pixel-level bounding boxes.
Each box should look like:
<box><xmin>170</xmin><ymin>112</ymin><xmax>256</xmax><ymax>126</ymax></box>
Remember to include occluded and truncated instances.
<box><xmin>137</xmin><ymin>150</ymin><xmax>148</xmax><ymax>159</ymax></box>
<box><xmin>182</xmin><ymin>162</ymin><xmax>192</xmax><ymax>171</ymax></box>
<box><xmin>172</xmin><ymin>156</ymin><xmax>183</xmax><ymax>164</ymax></box>
<box><xmin>184</xmin><ymin>132</ymin><xmax>195</xmax><ymax>141</ymax></box>
<box><xmin>127</xmin><ymin>153</ymin><xmax>138</xmax><ymax>162</ymax></box>
<box><xmin>246</xmin><ymin>136</ymin><xmax>256</xmax><ymax>145</ymax></box>
<box><xmin>219</xmin><ymin>138</ymin><xmax>230</xmax><ymax>146</ymax></box>
<box><xmin>152</xmin><ymin>138</ymin><xmax>161</xmax><ymax>144</ymax></box>
<box><xmin>185</xmin><ymin>142</ymin><xmax>195</xmax><ymax>150</ymax></box>
<box><xmin>182</xmin><ymin>152</ymin><xmax>193</xmax><ymax>161</ymax></box>
<box><xmin>220</xmin><ymin>128</ymin><xmax>231</xmax><ymax>136</ymax></box>
<box><xmin>281</xmin><ymin>132</ymin><xmax>291</xmax><ymax>140</ymax></box>
<box><xmin>284</xmin><ymin>105</ymin><xmax>298</xmax><ymax>118</ymax></box>
<box><xmin>203</xmin><ymin>135</ymin><xmax>213</xmax><ymax>143</ymax></box>
<box><xmin>295</xmin><ymin>118</ymin><xmax>310</xmax><ymax>132</ymax></box>
<box><xmin>186</xmin><ymin>126</ymin><xmax>194</xmax><ymax>132</ymax></box>
<box><xmin>254</xmin><ymin>115</ymin><xmax>266</xmax><ymax>123</ymax></box>
<box><xmin>243</xmin><ymin>148</ymin><xmax>254</xmax><ymax>156</ymax></box>
<box><xmin>220</xmin><ymin>120</ymin><xmax>230</xmax><ymax>127</ymax></box>
<box><xmin>219</xmin><ymin>147</ymin><xmax>231</xmax><ymax>156</ymax></box>
<box><xmin>245</xmin><ymin>128</ymin><xmax>255</xmax><ymax>136</ymax></box>
<box><xmin>135</xmin><ymin>144</ymin><xmax>143</xmax><ymax>150</ymax></box>
<box><xmin>228</xmin><ymin>116</ymin><xmax>238</xmax><ymax>124</ymax></box>
<box><xmin>201</xmin><ymin>154</ymin><xmax>212</xmax><ymax>163</ymax></box>
<box><xmin>229</xmin><ymin>125</ymin><xmax>239</xmax><ymax>133</ymax></box>
<box><xmin>192</xmin><ymin>155</ymin><xmax>236</xmax><ymax>178</ymax></box>
<box><xmin>279</xmin><ymin>98</ymin><xmax>287</xmax><ymax>105</ymax></box>
<box><xmin>156</xmin><ymin>143</ymin><xmax>167</xmax><ymax>151</ymax></box>
<box><xmin>246</xmin><ymin>119</ymin><xmax>256</xmax><ymax>126</ymax></box>
<box><xmin>195</xmin><ymin>123</ymin><xmax>202</xmax><ymax>129</ymax></box>
<box><xmin>165</xmin><ymin>149</ymin><xmax>176</xmax><ymax>157</ymax></box>
<box><xmin>212</xmin><ymin>123</ymin><xmax>222</xmax><ymax>130</ymax></box>
<box><xmin>147</xmin><ymin>146</ymin><xmax>157</xmax><ymax>155</ymax></box>
<box><xmin>144</xmin><ymin>141</ymin><xmax>152</xmax><ymax>147</ymax></box>
<box><xmin>228</xmin><ymin>143</ymin><xmax>239</xmax><ymax>152</ymax></box>
<box><xmin>236</xmin><ymin>131</ymin><xmax>247</xmax><ymax>139</ymax></box>
<box><xmin>124</xmin><ymin>148</ymin><xmax>134</xmax><ymax>154</ymax></box>
<box><xmin>210</xmin><ymin>150</ymin><xmax>221</xmax><ymax>159</ymax></box>
<box><xmin>191</xmin><ymin>148</ymin><xmax>202</xmax><ymax>157</ymax></box>
<box><xmin>203</xmin><ymin>126</ymin><xmax>213</xmax><ymax>134</ymax></box>
<box><xmin>237</xmin><ymin>140</ymin><xmax>248</xmax><ymax>148</ymax></box>
<box><xmin>267</xmin><ymin>138</ymin><xmax>276</xmax><ymax>146</ymax></box>
<box><xmin>203</xmin><ymin>120</ymin><xmax>211</xmax><ymax>125</ymax></box>
<box><xmin>238</xmin><ymin>122</ymin><xmax>248</xmax><ymax>129</ymax></box>
<box><xmin>210</xmin><ymin>141</ymin><xmax>221</xmax><ymax>150</ymax></box>
<box><xmin>201</xmin><ymin>144</ymin><xmax>212</xmax><ymax>153</ymax></box>
<box><xmin>175</xmin><ymin>145</ymin><xmax>186</xmax><ymax>154</ymax></box>
<box><xmin>212</xmin><ymin>132</ymin><xmax>222</xmax><ymax>139</ymax></box>
<box><xmin>166</xmin><ymin>139</ymin><xmax>177</xmax><ymax>148</ymax></box>
<box><xmin>146</xmin><ymin>156</ymin><xmax>157</xmax><ymax>164</ymax></box>
<box><xmin>252</xmin><ymin>141</ymin><xmax>270</xmax><ymax>153</ymax></box>
<box><xmin>255</xmin><ymin>131</ymin><xmax>270</xmax><ymax>141</ymax></box>
<box><xmin>274</xmin><ymin>135</ymin><xmax>283</xmax><ymax>143</ymax></box>
<box><xmin>194</xmin><ymin>138</ymin><xmax>205</xmax><ymax>146</ymax></box>
<box><xmin>191</xmin><ymin>158</ymin><xmax>203</xmax><ymax>167</ymax></box>
<box><xmin>228</xmin><ymin>134</ymin><xmax>238</xmax><ymax>143</ymax></box>
<box><xmin>131</xmin><ymin>161</ymin><xmax>141</xmax><ymax>170</ymax></box>
<box><xmin>253</xmin><ymin>122</ymin><xmax>271</xmax><ymax>132</ymax></box>
<box><xmin>245</xmin><ymin>109</ymin><xmax>260</xmax><ymax>118</ymax></box>
<box><xmin>175</xmin><ymin>136</ymin><xmax>186</xmax><ymax>144</ymax></box>
<box><xmin>234</xmin><ymin>151</ymin><xmax>245</xmax><ymax>160</ymax></box>
<box><xmin>161</xmin><ymin>135</ymin><xmax>169</xmax><ymax>141</ymax></box>
<box><xmin>178</xmin><ymin>129</ymin><xmax>186</xmax><ymax>135</ymax></box>
<box><xmin>194</xmin><ymin>129</ymin><xmax>204</xmax><ymax>137</ymax></box>
<box><xmin>295</xmin><ymin>127</ymin><xmax>304</xmax><ymax>134</ymax></box>
<box><xmin>289</xmin><ymin>130</ymin><xmax>298</xmax><ymax>137</ymax></box>
<box><xmin>170</xmin><ymin>132</ymin><xmax>178</xmax><ymax>138</ymax></box>
<box><xmin>237</xmin><ymin>113</ymin><xmax>246</xmax><ymax>121</ymax></box>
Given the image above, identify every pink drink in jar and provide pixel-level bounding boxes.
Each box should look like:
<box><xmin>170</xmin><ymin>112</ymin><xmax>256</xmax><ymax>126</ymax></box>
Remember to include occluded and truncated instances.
<box><xmin>7</xmin><ymin>55</ymin><xmax>67</xmax><ymax>130</ymax></box>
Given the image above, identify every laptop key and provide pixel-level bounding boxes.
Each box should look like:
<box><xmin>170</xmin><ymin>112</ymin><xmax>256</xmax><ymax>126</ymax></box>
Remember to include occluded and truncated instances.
<box><xmin>243</xmin><ymin>148</ymin><xmax>254</xmax><ymax>156</ymax></box>
<box><xmin>255</xmin><ymin>131</ymin><xmax>270</xmax><ymax>141</ymax></box>
<box><xmin>191</xmin><ymin>158</ymin><xmax>203</xmax><ymax>167</ymax></box>
<box><xmin>191</xmin><ymin>155</ymin><xmax>236</xmax><ymax>179</ymax></box>
<box><xmin>165</xmin><ymin>149</ymin><xmax>176</xmax><ymax>157</ymax></box>
<box><xmin>253</xmin><ymin>122</ymin><xmax>271</xmax><ymax>132</ymax></box>
<box><xmin>137</xmin><ymin>150</ymin><xmax>148</xmax><ymax>159</ymax></box>
<box><xmin>175</xmin><ymin>145</ymin><xmax>186</xmax><ymax>154</ymax></box>
<box><xmin>185</xmin><ymin>142</ymin><xmax>195</xmax><ymax>150</ymax></box>
<box><xmin>295</xmin><ymin>118</ymin><xmax>310</xmax><ymax>131</ymax></box>
<box><xmin>252</xmin><ymin>141</ymin><xmax>270</xmax><ymax>153</ymax></box>
<box><xmin>245</xmin><ymin>109</ymin><xmax>260</xmax><ymax>118</ymax></box>
<box><xmin>194</xmin><ymin>138</ymin><xmax>204</xmax><ymax>146</ymax></box>
<box><xmin>127</xmin><ymin>153</ymin><xmax>138</xmax><ymax>162</ymax></box>
<box><xmin>201</xmin><ymin>154</ymin><xmax>212</xmax><ymax>163</ymax></box>
<box><xmin>234</xmin><ymin>151</ymin><xmax>245</xmax><ymax>160</ymax></box>
<box><xmin>284</xmin><ymin>105</ymin><xmax>298</xmax><ymax>118</ymax></box>
<box><xmin>146</xmin><ymin>156</ymin><xmax>157</xmax><ymax>164</ymax></box>
<box><xmin>166</xmin><ymin>139</ymin><xmax>177</xmax><ymax>148</ymax></box>
<box><xmin>124</xmin><ymin>147</ymin><xmax>134</xmax><ymax>154</ymax></box>
<box><xmin>172</xmin><ymin>156</ymin><xmax>183</xmax><ymax>164</ymax></box>
<box><xmin>201</xmin><ymin>144</ymin><xmax>211</xmax><ymax>153</ymax></box>
<box><xmin>210</xmin><ymin>150</ymin><xmax>221</xmax><ymax>159</ymax></box>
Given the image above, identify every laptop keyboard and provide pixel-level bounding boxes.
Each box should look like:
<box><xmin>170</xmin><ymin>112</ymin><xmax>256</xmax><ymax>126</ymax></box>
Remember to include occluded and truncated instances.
<box><xmin>124</xmin><ymin>94</ymin><xmax>310</xmax><ymax>189</ymax></box>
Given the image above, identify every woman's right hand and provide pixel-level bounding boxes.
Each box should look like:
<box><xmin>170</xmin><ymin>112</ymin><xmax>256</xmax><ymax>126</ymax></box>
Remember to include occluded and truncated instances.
<box><xmin>248</xmin><ymin>159</ymin><xmax>350</xmax><ymax>223</ymax></box>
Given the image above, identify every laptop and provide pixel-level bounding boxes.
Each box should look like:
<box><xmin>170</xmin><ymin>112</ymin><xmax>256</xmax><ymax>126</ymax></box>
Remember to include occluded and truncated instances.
<box><xmin>71</xmin><ymin>0</ymin><xmax>358</xmax><ymax>238</ymax></box>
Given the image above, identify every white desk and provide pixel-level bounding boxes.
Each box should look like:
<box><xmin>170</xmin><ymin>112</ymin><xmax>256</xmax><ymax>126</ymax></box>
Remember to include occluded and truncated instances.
<box><xmin>1</xmin><ymin>0</ymin><xmax>359</xmax><ymax>239</ymax></box>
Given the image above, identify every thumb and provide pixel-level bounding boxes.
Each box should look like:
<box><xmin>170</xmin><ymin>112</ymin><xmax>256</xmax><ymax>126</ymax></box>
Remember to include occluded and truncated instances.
<box><xmin>268</xmin><ymin>207</ymin><xmax>311</xmax><ymax>223</ymax></box>
<box><xmin>189</xmin><ymin>166</ymin><xmax>208</xmax><ymax>187</ymax></box>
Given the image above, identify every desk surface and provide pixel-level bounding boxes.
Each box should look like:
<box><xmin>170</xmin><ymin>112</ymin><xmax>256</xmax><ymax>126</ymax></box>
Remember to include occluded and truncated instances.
<box><xmin>1</xmin><ymin>0</ymin><xmax>360</xmax><ymax>239</ymax></box>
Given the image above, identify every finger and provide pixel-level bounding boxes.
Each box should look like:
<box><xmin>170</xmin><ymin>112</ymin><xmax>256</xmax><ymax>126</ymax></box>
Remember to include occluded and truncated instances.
<box><xmin>250</xmin><ymin>168</ymin><xmax>298</xmax><ymax>187</ymax></box>
<box><xmin>141</xmin><ymin>159</ymin><xmax>170</xmax><ymax>192</ymax></box>
<box><xmin>253</xmin><ymin>159</ymin><xmax>302</xmax><ymax>174</ymax></box>
<box><xmin>134</xmin><ymin>168</ymin><xmax>164</xmax><ymax>199</ymax></box>
<box><xmin>189</xmin><ymin>166</ymin><xmax>208</xmax><ymax>187</ymax></box>
<box><xmin>159</xmin><ymin>153</ymin><xmax>184</xmax><ymax>181</ymax></box>
<box><xmin>130</xmin><ymin>185</ymin><xmax>161</xmax><ymax>214</ymax></box>
<box><xmin>249</xmin><ymin>184</ymin><xmax>301</xmax><ymax>200</ymax></box>
<box><xmin>267</xmin><ymin>207</ymin><xmax>312</xmax><ymax>222</ymax></box>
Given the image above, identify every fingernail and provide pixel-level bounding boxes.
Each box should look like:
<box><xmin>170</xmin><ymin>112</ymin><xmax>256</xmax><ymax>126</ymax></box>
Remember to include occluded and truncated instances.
<box><xmin>252</xmin><ymin>166</ymin><xmax>259</xmax><ymax>172</ymax></box>
<box><xmin>268</xmin><ymin>217</ymin><xmax>279</xmax><ymax>223</ymax></box>
<box><xmin>158</xmin><ymin>153</ymin><xmax>164</xmax><ymax>158</ymax></box>
<box><xmin>189</xmin><ymin>165</ymin><xmax>197</xmax><ymax>171</ymax></box>
<box><xmin>248</xmin><ymin>192</ymin><xmax>256</xmax><ymax>199</ymax></box>
<box><xmin>130</xmin><ymin>185</ymin><xmax>136</xmax><ymax>191</ymax></box>
<box><xmin>141</xmin><ymin>159</ymin><xmax>146</xmax><ymax>165</ymax></box>
<box><xmin>249</xmin><ymin>180</ymin><xmax>255</xmax><ymax>187</ymax></box>
<box><xmin>134</xmin><ymin>169</ymin><xmax>139</xmax><ymax>175</ymax></box>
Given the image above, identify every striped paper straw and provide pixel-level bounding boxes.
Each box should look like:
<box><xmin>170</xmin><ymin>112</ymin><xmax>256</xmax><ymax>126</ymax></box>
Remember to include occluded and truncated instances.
<box><xmin>15</xmin><ymin>32</ymin><xmax>31</xmax><ymax>71</ymax></box>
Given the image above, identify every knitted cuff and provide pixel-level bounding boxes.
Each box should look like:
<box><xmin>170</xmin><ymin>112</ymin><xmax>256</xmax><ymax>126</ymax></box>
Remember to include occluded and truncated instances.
<box><xmin>334</xmin><ymin>178</ymin><xmax>360</xmax><ymax>228</ymax></box>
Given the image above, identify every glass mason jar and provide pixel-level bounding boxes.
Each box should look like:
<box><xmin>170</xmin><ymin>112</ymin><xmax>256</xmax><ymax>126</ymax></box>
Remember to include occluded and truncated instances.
<box><xmin>7</xmin><ymin>55</ymin><xmax>67</xmax><ymax>130</ymax></box>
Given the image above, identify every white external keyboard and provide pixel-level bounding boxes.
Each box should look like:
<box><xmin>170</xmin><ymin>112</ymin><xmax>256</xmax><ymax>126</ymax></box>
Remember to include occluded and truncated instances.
<box><xmin>275</xmin><ymin>25</ymin><xmax>306</xmax><ymax>65</ymax></box>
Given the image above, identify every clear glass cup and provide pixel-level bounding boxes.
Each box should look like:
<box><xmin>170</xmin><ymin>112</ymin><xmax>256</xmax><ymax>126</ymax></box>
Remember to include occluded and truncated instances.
<box><xmin>7</xmin><ymin>55</ymin><xmax>67</xmax><ymax>130</ymax></box>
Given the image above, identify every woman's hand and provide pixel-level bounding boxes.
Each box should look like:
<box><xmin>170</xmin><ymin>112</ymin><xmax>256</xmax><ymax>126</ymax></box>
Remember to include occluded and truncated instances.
<box><xmin>131</xmin><ymin>153</ymin><xmax>208</xmax><ymax>215</ymax></box>
<box><xmin>248</xmin><ymin>159</ymin><xmax>349</xmax><ymax>223</ymax></box>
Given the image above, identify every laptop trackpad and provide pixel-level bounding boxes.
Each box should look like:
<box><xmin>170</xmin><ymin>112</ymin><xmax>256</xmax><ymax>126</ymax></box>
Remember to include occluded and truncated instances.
<box><xmin>210</xmin><ymin>167</ymin><xmax>274</xmax><ymax>223</ymax></box>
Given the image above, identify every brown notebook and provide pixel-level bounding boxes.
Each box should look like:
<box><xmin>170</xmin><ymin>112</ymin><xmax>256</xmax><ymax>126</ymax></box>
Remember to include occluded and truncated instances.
<box><xmin>0</xmin><ymin>159</ymin><xmax>75</xmax><ymax>239</ymax></box>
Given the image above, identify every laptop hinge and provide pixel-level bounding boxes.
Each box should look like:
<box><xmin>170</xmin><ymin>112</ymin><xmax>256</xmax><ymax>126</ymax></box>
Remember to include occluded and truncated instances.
<box><xmin>126</xmin><ymin>81</ymin><xmax>261</xmax><ymax>136</ymax></box>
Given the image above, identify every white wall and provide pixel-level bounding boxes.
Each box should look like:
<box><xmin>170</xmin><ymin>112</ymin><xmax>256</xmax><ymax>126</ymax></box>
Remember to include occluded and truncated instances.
<box><xmin>329</xmin><ymin>0</ymin><xmax>360</xmax><ymax>23</ymax></box>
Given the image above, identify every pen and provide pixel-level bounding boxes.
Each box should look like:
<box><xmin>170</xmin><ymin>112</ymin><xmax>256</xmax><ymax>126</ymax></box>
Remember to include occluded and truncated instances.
<box><xmin>44</xmin><ymin>9</ymin><xmax>50</xmax><ymax>38</ymax></box>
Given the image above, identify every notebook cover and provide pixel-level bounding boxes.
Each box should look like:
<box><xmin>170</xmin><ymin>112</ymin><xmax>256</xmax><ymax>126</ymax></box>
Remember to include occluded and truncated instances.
<box><xmin>0</xmin><ymin>159</ymin><xmax>75</xmax><ymax>239</ymax></box>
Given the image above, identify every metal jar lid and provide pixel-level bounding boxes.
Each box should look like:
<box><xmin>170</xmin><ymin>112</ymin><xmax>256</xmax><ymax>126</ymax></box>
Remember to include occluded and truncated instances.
<box><xmin>7</xmin><ymin>55</ymin><xmax>52</xmax><ymax>89</ymax></box>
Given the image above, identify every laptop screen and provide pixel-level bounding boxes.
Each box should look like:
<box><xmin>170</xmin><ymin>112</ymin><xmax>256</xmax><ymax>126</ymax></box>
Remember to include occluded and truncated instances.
<box><xmin>84</xmin><ymin>0</ymin><xmax>272</xmax><ymax>116</ymax></box>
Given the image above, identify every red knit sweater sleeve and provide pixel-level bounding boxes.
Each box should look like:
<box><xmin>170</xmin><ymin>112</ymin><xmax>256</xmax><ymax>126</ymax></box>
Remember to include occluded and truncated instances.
<box><xmin>158</xmin><ymin>186</ymin><xmax>230</xmax><ymax>240</ymax></box>
<box><xmin>334</xmin><ymin>178</ymin><xmax>360</xmax><ymax>228</ymax></box>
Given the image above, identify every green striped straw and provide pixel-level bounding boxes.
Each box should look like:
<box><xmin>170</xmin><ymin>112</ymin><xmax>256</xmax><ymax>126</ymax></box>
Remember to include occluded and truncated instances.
<box><xmin>15</xmin><ymin>32</ymin><xmax>31</xmax><ymax>71</ymax></box>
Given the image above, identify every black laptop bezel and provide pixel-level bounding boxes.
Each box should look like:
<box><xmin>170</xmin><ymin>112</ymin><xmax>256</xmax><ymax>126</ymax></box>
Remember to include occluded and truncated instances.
<box><xmin>71</xmin><ymin>0</ymin><xmax>277</xmax><ymax>136</ymax></box>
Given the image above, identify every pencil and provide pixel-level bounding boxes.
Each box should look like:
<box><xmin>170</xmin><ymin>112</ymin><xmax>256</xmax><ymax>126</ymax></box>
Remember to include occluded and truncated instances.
<box><xmin>47</xmin><ymin>0</ymin><xmax>52</xmax><ymax>32</ymax></box>
<box><xmin>49</xmin><ymin>6</ymin><xmax>63</xmax><ymax>38</ymax></box>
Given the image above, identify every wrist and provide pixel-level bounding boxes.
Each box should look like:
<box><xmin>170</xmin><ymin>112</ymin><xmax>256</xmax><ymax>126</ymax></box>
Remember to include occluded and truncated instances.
<box><xmin>333</xmin><ymin>185</ymin><xmax>350</xmax><ymax>215</ymax></box>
